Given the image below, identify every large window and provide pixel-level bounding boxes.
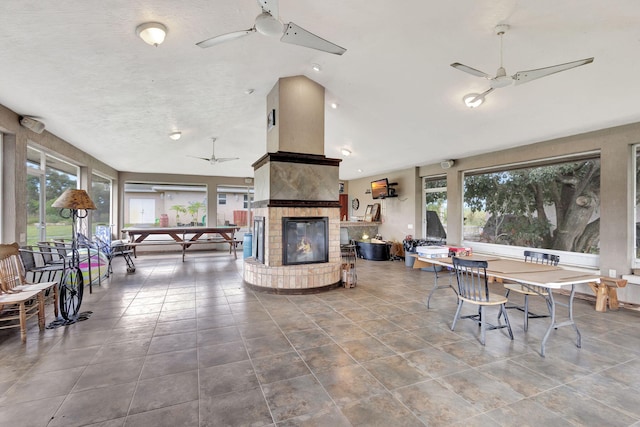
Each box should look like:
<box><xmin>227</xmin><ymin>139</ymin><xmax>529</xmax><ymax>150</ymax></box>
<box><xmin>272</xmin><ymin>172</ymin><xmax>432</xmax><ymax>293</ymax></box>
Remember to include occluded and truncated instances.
<box><xmin>0</xmin><ymin>133</ymin><xmax>3</xmax><ymax>242</ymax></box>
<box><xmin>635</xmin><ymin>146</ymin><xmax>640</xmax><ymax>261</ymax></box>
<box><xmin>464</xmin><ymin>157</ymin><xmax>600</xmax><ymax>254</ymax></box>
<box><xmin>123</xmin><ymin>183</ymin><xmax>207</xmax><ymax>227</ymax></box>
<box><xmin>26</xmin><ymin>147</ymin><xmax>79</xmax><ymax>245</ymax></box>
<box><xmin>91</xmin><ymin>172</ymin><xmax>112</xmax><ymax>235</ymax></box>
<box><xmin>217</xmin><ymin>185</ymin><xmax>253</xmax><ymax>228</ymax></box>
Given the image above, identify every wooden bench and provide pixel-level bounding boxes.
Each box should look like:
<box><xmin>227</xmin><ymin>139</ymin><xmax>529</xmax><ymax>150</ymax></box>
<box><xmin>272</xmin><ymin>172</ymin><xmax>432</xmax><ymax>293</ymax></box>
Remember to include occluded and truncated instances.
<box><xmin>179</xmin><ymin>238</ymin><xmax>241</xmax><ymax>261</ymax></box>
<box><xmin>589</xmin><ymin>277</ymin><xmax>627</xmax><ymax>312</ymax></box>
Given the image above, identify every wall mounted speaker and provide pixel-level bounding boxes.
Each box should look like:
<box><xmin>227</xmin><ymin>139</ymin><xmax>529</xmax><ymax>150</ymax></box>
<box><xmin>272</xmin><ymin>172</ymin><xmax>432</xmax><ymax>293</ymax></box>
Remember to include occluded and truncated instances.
<box><xmin>440</xmin><ymin>160</ymin><xmax>454</xmax><ymax>169</ymax></box>
<box><xmin>19</xmin><ymin>116</ymin><xmax>45</xmax><ymax>134</ymax></box>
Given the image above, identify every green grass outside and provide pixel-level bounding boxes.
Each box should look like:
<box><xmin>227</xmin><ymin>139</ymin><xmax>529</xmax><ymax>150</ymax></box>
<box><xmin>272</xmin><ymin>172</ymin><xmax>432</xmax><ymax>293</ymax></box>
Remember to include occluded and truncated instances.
<box><xmin>26</xmin><ymin>224</ymin><xmax>72</xmax><ymax>246</ymax></box>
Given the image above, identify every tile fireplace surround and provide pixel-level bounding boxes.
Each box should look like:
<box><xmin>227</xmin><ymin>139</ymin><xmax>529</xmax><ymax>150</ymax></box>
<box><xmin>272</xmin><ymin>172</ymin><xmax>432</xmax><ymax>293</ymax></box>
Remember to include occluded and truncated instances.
<box><xmin>244</xmin><ymin>206</ymin><xmax>341</xmax><ymax>293</ymax></box>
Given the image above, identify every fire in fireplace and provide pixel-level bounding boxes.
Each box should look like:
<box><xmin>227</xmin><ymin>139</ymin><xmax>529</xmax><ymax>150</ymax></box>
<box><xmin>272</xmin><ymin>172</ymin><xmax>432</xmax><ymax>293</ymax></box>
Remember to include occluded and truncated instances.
<box><xmin>282</xmin><ymin>217</ymin><xmax>329</xmax><ymax>265</ymax></box>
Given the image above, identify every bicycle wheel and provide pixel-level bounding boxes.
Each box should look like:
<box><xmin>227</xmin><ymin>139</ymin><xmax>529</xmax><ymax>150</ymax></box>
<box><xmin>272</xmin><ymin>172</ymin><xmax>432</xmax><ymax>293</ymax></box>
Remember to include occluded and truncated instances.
<box><xmin>60</xmin><ymin>265</ymin><xmax>84</xmax><ymax>320</ymax></box>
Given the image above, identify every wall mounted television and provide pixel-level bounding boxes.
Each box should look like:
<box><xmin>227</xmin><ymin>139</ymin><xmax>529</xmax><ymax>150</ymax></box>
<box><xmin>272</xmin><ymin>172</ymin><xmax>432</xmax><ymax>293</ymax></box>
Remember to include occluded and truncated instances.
<box><xmin>371</xmin><ymin>178</ymin><xmax>389</xmax><ymax>199</ymax></box>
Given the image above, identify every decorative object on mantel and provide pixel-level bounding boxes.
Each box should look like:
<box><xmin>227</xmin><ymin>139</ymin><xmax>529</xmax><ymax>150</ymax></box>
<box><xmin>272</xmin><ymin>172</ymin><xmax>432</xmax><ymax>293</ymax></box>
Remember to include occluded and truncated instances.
<box><xmin>352</xmin><ymin>198</ymin><xmax>359</xmax><ymax>210</ymax></box>
<box><xmin>364</xmin><ymin>205</ymin><xmax>373</xmax><ymax>222</ymax></box>
<box><xmin>371</xmin><ymin>203</ymin><xmax>381</xmax><ymax>222</ymax></box>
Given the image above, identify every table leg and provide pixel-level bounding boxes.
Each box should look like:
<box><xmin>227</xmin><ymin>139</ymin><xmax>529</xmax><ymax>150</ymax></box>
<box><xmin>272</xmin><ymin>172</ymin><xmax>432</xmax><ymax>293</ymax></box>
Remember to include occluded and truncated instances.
<box><xmin>539</xmin><ymin>284</ymin><xmax>581</xmax><ymax>357</ymax></box>
<box><xmin>37</xmin><ymin>292</ymin><xmax>45</xmax><ymax>330</ymax></box>
<box><xmin>425</xmin><ymin>266</ymin><xmax>456</xmax><ymax>309</ymax></box>
<box><xmin>608</xmin><ymin>286</ymin><xmax>620</xmax><ymax>310</ymax></box>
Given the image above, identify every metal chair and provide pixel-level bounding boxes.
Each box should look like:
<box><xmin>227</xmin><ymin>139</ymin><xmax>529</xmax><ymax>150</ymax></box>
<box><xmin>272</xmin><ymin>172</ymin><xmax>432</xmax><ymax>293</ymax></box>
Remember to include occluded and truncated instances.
<box><xmin>19</xmin><ymin>245</ymin><xmax>66</xmax><ymax>283</ymax></box>
<box><xmin>37</xmin><ymin>241</ymin><xmax>67</xmax><ymax>269</ymax></box>
<box><xmin>94</xmin><ymin>225</ymin><xmax>136</xmax><ymax>275</ymax></box>
<box><xmin>500</xmin><ymin>250</ymin><xmax>558</xmax><ymax>332</ymax></box>
<box><xmin>0</xmin><ymin>243</ymin><xmax>59</xmax><ymax>342</ymax></box>
<box><xmin>451</xmin><ymin>257</ymin><xmax>513</xmax><ymax>345</ymax></box>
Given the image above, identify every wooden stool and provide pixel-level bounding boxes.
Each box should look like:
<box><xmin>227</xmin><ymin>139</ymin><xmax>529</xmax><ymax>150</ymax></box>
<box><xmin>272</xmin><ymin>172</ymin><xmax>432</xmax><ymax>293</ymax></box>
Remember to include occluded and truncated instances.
<box><xmin>589</xmin><ymin>277</ymin><xmax>627</xmax><ymax>312</ymax></box>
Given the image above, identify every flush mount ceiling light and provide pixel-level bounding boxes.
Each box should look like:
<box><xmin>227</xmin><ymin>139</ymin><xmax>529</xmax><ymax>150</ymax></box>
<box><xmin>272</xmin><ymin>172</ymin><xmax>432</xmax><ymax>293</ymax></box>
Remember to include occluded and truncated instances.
<box><xmin>463</xmin><ymin>93</ymin><xmax>485</xmax><ymax>108</ymax></box>
<box><xmin>311</xmin><ymin>63</ymin><xmax>321</xmax><ymax>72</ymax></box>
<box><xmin>341</xmin><ymin>148</ymin><xmax>351</xmax><ymax>156</ymax></box>
<box><xmin>169</xmin><ymin>131</ymin><xmax>182</xmax><ymax>141</ymax></box>
<box><xmin>136</xmin><ymin>22</ymin><xmax>167</xmax><ymax>46</ymax></box>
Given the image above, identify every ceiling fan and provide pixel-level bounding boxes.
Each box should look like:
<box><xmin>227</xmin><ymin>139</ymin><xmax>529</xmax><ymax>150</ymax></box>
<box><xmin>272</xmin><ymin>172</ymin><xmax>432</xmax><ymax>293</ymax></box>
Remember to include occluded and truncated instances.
<box><xmin>451</xmin><ymin>24</ymin><xmax>594</xmax><ymax>107</ymax></box>
<box><xmin>196</xmin><ymin>0</ymin><xmax>346</xmax><ymax>55</ymax></box>
<box><xmin>188</xmin><ymin>138</ymin><xmax>239</xmax><ymax>165</ymax></box>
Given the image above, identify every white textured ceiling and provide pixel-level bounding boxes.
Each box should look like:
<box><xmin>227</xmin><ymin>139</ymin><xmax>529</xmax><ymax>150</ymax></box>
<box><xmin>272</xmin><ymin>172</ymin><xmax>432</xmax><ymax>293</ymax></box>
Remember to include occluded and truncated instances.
<box><xmin>0</xmin><ymin>1</ymin><xmax>638</xmax><ymax>180</ymax></box>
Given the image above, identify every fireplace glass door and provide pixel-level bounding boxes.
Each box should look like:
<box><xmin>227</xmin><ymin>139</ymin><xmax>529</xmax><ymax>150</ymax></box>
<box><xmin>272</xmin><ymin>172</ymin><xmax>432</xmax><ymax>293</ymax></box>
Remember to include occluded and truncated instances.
<box><xmin>282</xmin><ymin>217</ymin><xmax>329</xmax><ymax>265</ymax></box>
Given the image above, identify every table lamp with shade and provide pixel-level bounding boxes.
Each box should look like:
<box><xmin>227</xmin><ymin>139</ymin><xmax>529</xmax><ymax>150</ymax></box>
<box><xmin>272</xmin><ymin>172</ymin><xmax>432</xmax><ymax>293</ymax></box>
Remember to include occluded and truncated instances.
<box><xmin>51</xmin><ymin>189</ymin><xmax>96</xmax><ymax>319</ymax></box>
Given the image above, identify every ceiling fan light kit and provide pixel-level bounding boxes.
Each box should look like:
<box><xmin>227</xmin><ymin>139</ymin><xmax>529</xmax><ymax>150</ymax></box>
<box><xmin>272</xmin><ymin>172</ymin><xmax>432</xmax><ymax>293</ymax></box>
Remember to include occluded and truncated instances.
<box><xmin>196</xmin><ymin>0</ymin><xmax>346</xmax><ymax>55</ymax></box>
<box><xmin>452</xmin><ymin>23</ymin><xmax>594</xmax><ymax>107</ymax></box>
<box><xmin>463</xmin><ymin>93</ymin><xmax>484</xmax><ymax>108</ymax></box>
<box><xmin>136</xmin><ymin>22</ymin><xmax>167</xmax><ymax>46</ymax></box>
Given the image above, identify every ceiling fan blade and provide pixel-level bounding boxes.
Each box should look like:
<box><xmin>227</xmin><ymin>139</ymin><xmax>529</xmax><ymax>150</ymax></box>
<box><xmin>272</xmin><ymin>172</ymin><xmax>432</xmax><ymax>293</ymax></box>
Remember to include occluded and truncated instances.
<box><xmin>257</xmin><ymin>0</ymin><xmax>278</xmax><ymax>20</ymax></box>
<box><xmin>512</xmin><ymin>57</ymin><xmax>594</xmax><ymax>85</ymax></box>
<box><xmin>214</xmin><ymin>157</ymin><xmax>240</xmax><ymax>163</ymax></box>
<box><xmin>187</xmin><ymin>155</ymin><xmax>213</xmax><ymax>162</ymax></box>
<box><xmin>196</xmin><ymin>28</ymin><xmax>255</xmax><ymax>48</ymax></box>
<box><xmin>450</xmin><ymin>63</ymin><xmax>491</xmax><ymax>79</ymax></box>
<box><xmin>280</xmin><ymin>22</ymin><xmax>346</xmax><ymax>55</ymax></box>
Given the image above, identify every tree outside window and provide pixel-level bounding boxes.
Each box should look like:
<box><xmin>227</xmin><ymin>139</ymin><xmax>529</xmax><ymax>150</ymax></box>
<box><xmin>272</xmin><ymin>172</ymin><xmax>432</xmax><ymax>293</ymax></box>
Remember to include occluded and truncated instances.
<box><xmin>464</xmin><ymin>158</ymin><xmax>600</xmax><ymax>254</ymax></box>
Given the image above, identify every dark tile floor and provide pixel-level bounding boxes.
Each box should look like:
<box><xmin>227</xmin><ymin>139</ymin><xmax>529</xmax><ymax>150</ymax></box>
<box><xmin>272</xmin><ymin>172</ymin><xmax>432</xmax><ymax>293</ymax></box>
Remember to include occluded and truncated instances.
<box><xmin>1</xmin><ymin>251</ymin><xmax>639</xmax><ymax>426</ymax></box>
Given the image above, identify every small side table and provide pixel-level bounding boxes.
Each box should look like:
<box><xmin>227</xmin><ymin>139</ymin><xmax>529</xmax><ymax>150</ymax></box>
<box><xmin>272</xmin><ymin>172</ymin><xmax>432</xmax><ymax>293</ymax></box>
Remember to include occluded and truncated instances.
<box><xmin>589</xmin><ymin>277</ymin><xmax>627</xmax><ymax>312</ymax></box>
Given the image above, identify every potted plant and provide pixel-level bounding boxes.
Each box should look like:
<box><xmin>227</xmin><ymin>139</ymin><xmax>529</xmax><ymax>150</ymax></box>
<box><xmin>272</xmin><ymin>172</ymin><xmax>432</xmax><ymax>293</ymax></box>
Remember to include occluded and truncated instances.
<box><xmin>187</xmin><ymin>201</ymin><xmax>206</xmax><ymax>226</ymax></box>
<box><xmin>169</xmin><ymin>204</ymin><xmax>187</xmax><ymax>226</ymax></box>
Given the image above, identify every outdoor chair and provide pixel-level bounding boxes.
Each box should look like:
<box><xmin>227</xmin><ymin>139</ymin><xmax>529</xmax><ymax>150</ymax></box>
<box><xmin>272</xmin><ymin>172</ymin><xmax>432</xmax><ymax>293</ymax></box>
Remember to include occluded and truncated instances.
<box><xmin>451</xmin><ymin>257</ymin><xmax>513</xmax><ymax>345</ymax></box>
<box><xmin>37</xmin><ymin>241</ymin><xmax>67</xmax><ymax>270</ymax></box>
<box><xmin>499</xmin><ymin>250</ymin><xmax>558</xmax><ymax>331</ymax></box>
<box><xmin>0</xmin><ymin>243</ymin><xmax>59</xmax><ymax>343</ymax></box>
<box><xmin>19</xmin><ymin>245</ymin><xmax>66</xmax><ymax>283</ymax></box>
<box><xmin>94</xmin><ymin>225</ymin><xmax>136</xmax><ymax>275</ymax></box>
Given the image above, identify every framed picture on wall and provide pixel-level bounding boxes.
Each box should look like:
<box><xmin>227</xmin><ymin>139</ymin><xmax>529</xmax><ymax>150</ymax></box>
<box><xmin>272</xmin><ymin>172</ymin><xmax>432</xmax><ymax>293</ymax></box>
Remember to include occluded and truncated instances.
<box><xmin>371</xmin><ymin>203</ymin><xmax>380</xmax><ymax>222</ymax></box>
<box><xmin>364</xmin><ymin>204</ymin><xmax>373</xmax><ymax>222</ymax></box>
<box><xmin>267</xmin><ymin>109</ymin><xmax>276</xmax><ymax>131</ymax></box>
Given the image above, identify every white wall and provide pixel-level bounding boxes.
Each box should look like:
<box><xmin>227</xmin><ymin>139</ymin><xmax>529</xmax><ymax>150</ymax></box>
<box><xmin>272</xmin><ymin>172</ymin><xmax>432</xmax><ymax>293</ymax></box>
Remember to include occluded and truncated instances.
<box><xmin>346</xmin><ymin>167</ymin><xmax>421</xmax><ymax>243</ymax></box>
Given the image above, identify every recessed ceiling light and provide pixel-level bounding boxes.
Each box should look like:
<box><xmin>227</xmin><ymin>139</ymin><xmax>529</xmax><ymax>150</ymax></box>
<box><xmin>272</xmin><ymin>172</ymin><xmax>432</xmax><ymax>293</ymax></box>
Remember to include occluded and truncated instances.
<box><xmin>245</xmin><ymin>88</ymin><xmax>255</xmax><ymax>95</ymax></box>
<box><xmin>357</xmin><ymin>169</ymin><xmax>363</xmax><ymax>173</ymax></box>
<box><xmin>341</xmin><ymin>148</ymin><xmax>351</xmax><ymax>156</ymax></box>
<box><xmin>169</xmin><ymin>131</ymin><xmax>182</xmax><ymax>140</ymax></box>
<box><xmin>330</xmin><ymin>102</ymin><xmax>339</xmax><ymax>109</ymax></box>
<box><xmin>136</xmin><ymin>22</ymin><xmax>167</xmax><ymax>47</ymax></box>
<box><xmin>311</xmin><ymin>63</ymin><xmax>321</xmax><ymax>72</ymax></box>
